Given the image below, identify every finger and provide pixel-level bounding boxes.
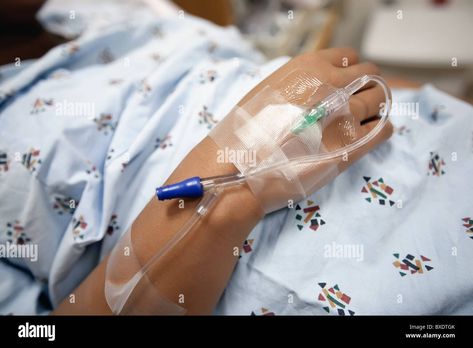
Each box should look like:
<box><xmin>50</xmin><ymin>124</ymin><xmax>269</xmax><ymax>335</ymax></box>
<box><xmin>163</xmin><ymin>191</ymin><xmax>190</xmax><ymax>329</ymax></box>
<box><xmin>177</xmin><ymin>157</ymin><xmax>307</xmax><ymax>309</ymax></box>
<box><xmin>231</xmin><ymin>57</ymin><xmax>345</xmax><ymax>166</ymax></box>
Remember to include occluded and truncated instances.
<box><xmin>339</xmin><ymin>119</ymin><xmax>393</xmax><ymax>171</ymax></box>
<box><xmin>348</xmin><ymin>84</ymin><xmax>386</xmax><ymax>122</ymax></box>
<box><xmin>330</xmin><ymin>62</ymin><xmax>380</xmax><ymax>88</ymax></box>
<box><xmin>318</xmin><ymin>47</ymin><xmax>359</xmax><ymax>67</ymax></box>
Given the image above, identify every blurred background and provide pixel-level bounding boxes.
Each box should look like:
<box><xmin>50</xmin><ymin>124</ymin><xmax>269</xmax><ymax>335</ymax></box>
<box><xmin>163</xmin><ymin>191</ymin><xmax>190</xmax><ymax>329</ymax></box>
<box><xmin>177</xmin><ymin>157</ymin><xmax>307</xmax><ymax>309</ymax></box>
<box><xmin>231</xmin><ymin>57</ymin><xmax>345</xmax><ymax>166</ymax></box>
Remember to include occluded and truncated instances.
<box><xmin>1</xmin><ymin>0</ymin><xmax>472</xmax><ymax>100</ymax></box>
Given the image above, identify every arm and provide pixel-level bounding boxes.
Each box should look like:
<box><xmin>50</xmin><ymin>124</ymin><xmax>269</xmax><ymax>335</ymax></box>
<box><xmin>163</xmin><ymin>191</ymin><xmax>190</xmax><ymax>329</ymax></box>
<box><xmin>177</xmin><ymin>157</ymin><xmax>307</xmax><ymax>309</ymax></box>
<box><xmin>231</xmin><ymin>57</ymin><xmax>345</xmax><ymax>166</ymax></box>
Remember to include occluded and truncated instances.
<box><xmin>54</xmin><ymin>48</ymin><xmax>392</xmax><ymax>315</ymax></box>
<box><xmin>55</xmin><ymin>136</ymin><xmax>262</xmax><ymax>315</ymax></box>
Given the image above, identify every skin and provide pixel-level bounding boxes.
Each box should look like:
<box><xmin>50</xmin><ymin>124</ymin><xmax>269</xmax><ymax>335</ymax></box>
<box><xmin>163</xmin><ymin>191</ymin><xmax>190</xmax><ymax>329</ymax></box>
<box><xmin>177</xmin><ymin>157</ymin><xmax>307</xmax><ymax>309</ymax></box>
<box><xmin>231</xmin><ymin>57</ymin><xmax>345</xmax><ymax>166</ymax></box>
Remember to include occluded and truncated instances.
<box><xmin>54</xmin><ymin>48</ymin><xmax>393</xmax><ymax>315</ymax></box>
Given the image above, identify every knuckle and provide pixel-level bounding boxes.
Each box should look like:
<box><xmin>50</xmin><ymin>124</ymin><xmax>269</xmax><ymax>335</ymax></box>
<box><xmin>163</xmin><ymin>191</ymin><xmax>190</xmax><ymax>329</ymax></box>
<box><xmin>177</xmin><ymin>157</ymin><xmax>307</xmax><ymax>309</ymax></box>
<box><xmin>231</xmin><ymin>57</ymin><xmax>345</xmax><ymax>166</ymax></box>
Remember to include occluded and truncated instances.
<box><xmin>364</xmin><ymin>62</ymin><xmax>380</xmax><ymax>75</ymax></box>
<box><xmin>329</xmin><ymin>69</ymin><xmax>346</xmax><ymax>87</ymax></box>
<box><xmin>294</xmin><ymin>52</ymin><xmax>323</xmax><ymax>65</ymax></box>
<box><xmin>384</xmin><ymin>120</ymin><xmax>394</xmax><ymax>138</ymax></box>
<box><xmin>343</xmin><ymin>47</ymin><xmax>359</xmax><ymax>61</ymax></box>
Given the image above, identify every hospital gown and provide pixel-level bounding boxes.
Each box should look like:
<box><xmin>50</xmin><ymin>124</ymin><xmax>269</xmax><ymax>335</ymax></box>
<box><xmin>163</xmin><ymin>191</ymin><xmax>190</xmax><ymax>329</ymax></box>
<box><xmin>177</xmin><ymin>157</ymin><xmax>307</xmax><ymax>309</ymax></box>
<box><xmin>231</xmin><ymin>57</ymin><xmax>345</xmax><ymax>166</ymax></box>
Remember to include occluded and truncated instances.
<box><xmin>0</xmin><ymin>4</ymin><xmax>472</xmax><ymax>315</ymax></box>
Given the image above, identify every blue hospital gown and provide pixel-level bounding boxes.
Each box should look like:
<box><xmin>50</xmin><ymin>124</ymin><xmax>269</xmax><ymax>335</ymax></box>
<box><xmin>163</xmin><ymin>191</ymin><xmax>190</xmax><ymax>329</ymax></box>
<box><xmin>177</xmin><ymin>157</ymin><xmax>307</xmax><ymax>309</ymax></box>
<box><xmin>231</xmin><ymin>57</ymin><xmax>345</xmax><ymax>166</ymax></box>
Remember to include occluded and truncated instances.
<box><xmin>1</xmin><ymin>11</ymin><xmax>473</xmax><ymax>315</ymax></box>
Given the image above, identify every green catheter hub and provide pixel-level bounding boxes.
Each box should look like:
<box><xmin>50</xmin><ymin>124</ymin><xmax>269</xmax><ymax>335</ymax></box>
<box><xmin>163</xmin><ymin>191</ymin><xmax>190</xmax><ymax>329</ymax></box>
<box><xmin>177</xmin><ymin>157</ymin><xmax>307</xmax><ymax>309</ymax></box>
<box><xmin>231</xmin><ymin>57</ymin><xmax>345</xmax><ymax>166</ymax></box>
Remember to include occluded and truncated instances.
<box><xmin>291</xmin><ymin>105</ymin><xmax>327</xmax><ymax>134</ymax></box>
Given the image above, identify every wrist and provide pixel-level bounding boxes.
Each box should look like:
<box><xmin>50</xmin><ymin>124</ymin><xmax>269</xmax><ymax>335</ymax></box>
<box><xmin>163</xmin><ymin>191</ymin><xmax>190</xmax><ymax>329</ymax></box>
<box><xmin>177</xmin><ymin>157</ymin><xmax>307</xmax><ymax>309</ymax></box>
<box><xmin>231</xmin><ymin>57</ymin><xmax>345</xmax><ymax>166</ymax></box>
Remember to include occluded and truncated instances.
<box><xmin>164</xmin><ymin>136</ymin><xmax>263</xmax><ymax>230</ymax></box>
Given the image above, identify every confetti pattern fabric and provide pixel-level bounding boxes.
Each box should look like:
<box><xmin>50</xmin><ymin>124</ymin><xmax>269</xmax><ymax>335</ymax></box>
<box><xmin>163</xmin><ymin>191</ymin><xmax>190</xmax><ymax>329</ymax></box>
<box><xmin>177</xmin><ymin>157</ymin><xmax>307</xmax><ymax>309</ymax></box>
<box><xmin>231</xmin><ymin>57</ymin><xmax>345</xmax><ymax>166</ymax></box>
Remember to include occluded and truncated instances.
<box><xmin>0</xmin><ymin>2</ymin><xmax>266</xmax><ymax>314</ymax></box>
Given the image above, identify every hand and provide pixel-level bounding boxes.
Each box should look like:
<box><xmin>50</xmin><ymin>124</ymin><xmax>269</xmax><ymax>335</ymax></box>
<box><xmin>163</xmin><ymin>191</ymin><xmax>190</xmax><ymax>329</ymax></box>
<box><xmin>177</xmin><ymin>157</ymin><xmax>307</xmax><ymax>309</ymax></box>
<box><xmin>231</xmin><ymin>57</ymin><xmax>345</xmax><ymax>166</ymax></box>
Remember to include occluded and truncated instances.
<box><xmin>204</xmin><ymin>48</ymin><xmax>394</xmax><ymax>212</ymax></box>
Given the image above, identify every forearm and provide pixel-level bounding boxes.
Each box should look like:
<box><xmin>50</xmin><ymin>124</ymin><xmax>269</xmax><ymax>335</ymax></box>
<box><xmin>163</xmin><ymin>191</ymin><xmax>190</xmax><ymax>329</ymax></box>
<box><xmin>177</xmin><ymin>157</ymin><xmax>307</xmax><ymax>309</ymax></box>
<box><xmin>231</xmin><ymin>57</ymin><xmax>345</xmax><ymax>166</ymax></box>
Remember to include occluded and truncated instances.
<box><xmin>54</xmin><ymin>136</ymin><xmax>263</xmax><ymax>315</ymax></box>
